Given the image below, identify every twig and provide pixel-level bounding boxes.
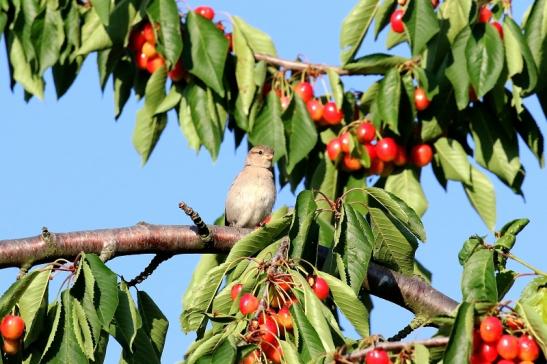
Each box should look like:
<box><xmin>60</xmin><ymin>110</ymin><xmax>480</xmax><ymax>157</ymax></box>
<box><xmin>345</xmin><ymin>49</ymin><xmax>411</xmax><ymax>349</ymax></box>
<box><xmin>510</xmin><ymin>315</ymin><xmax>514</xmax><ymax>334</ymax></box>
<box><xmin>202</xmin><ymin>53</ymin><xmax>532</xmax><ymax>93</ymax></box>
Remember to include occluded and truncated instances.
<box><xmin>345</xmin><ymin>337</ymin><xmax>450</xmax><ymax>361</ymax></box>
<box><xmin>179</xmin><ymin>201</ymin><xmax>213</xmax><ymax>245</ymax></box>
<box><xmin>254</xmin><ymin>53</ymin><xmax>349</xmax><ymax>75</ymax></box>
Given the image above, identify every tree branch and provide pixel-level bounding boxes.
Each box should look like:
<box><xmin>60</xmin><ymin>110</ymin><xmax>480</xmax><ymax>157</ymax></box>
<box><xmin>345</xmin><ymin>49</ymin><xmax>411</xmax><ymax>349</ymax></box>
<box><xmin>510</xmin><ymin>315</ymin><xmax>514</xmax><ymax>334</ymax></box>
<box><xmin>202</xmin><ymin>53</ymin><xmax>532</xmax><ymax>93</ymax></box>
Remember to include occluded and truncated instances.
<box><xmin>0</xmin><ymin>224</ymin><xmax>458</xmax><ymax>317</ymax></box>
<box><xmin>345</xmin><ymin>337</ymin><xmax>450</xmax><ymax>361</ymax></box>
<box><xmin>254</xmin><ymin>52</ymin><xmax>350</xmax><ymax>75</ymax></box>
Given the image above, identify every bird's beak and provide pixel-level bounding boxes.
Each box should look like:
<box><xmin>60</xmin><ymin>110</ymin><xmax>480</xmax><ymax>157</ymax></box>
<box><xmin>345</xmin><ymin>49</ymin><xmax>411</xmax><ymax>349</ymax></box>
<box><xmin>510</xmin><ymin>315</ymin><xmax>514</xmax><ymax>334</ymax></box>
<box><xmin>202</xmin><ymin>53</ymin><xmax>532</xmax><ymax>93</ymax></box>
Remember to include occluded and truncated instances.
<box><xmin>267</xmin><ymin>155</ymin><xmax>273</xmax><ymax>161</ymax></box>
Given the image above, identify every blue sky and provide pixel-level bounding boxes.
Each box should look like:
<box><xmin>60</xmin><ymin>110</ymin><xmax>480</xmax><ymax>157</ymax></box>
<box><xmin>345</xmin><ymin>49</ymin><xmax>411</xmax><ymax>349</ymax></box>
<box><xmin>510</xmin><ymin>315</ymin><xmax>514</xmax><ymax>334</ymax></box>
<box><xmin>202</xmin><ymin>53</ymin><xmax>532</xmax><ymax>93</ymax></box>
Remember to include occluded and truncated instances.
<box><xmin>0</xmin><ymin>1</ymin><xmax>545</xmax><ymax>363</ymax></box>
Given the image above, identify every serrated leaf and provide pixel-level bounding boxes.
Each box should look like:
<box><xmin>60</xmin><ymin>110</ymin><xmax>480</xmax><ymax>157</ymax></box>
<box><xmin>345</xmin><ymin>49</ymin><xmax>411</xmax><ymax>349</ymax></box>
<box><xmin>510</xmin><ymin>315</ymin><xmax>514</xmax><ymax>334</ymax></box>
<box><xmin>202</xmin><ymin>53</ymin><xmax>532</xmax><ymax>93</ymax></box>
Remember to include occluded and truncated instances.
<box><xmin>32</xmin><ymin>0</ymin><xmax>65</xmax><ymax>75</ymax></box>
<box><xmin>442</xmin><ymin>302</ymin><xmax>474</xmax><ymax>364</ymax></box>
<box><xmin>340</xmin><ymin>204</ymin><xmax>373</xmax><ymax>294</ymax></box>
<box><xmin>434</xmin><ymin>137</ymin><xmax>471</xmax><ymax>184</ymax></box>
<box><xmin>518</xmin><ymin>277</ymin><xmax>547</xmax><ymax>322</ymax></box>
<box><xmin>414</xmin><ymin>343</ymin><xmax>430</xmax><ymax>364</ymax></box>
<box><xmin>8</xmin><ymin>35</ymin><xmax>45</xmax><ymax>99</ymax></box>
<box><xmin>146</xmin><ymin>0</ymin><xmax>182</xmax><ymax>66</ymax></box>
<box><xmin>384</xmin><ymin>168</ymin><xmax>428</xmax><ymax>217</ymax></box>
<box><xmin>504</xmin><ymin>17</ymin><xmax>538</xmax><ymax>93</ymax></box>
<box><xmin>137</xmin><ymin>291</ymin><xmax>168</xmax><ymax>358</ymax></box>
<box><xmin>514</xmin><ymin>96</ymin><xmax>545</xmax><ymax>168</ymax></box>
<box><xmin>183</xmin><ymin>254</ymin><xmax>224</xmax><ymax>312</ymax></box>
<box><xmin>440</xmin><ymin>0</ymin><xmax>472</xmax><ymax>43</ymax></box>
<box><xmin>327</xmin><ymin>68</ymin><xmax>344</xmax><ymax>108</ymax></box>
<box><xmin>446</xmin><ymin>26</ymin><xmax>472</xmax><ymax>110</ymax></box>
<box><xmin>84</xmin><ymin>254</ymin><xmax>119</xmax><ymax>328</ymax></box>
<box><xmin>289</xmin><ymin>190</ymin><xmax>317</xmax><ymax>260</ymax></box>
<box><xmin>369</xmin><ymin>207</ymin><xmax>417</xmax><ymax>274</ymax></box>
<box><xmin>516</xmin><ymin>302</ymin><xmax>547</xmax><ymax>357</ymax></box>
<box><xmin>110</xmin><ymin>282</ymin><xmax>142</xmax><ymax>352</ymax></box>
<box><xmin>290</xmin><ymin>303</ymin><xmax>324</xmax><ymax>358</ymax></box>
<box><xmin>155</xmin><ymin>85</ymin><xmax>182</xmax><ymax>115</ymax></box>
<box><xmin>344</xmin><ymin>53</ymin><xmax>408</xmax><ymax>75</ymax></box>
<box><xmin>113</xmin><ymin>59</ymin><xmax>133</xmax><ymax>119</ymax></box>
<box><xmin>72</xmin><ymin>298</ymin><xmax>95</xmax><ymax>360</ymax></box>
<box><xmin>318</xmin><ymin>272</ymin><xmax>369</xmax><ymax>337</ymax></box>
<box><xmin>374</xmin><ymin>0</ymin><xmax>397</xmax><ymax>38</ymax></box>
<box><xmin>377</xmin><ymin>68</ymin><xmax>401</xmax><ymax>133</ymax></box>
<box><xmin>461</xmin><ymin>248</ymin><xmax>497</xmax><ymax>303</ymax></box>
<box><xmin>0</xmin><ymin>271</ymin><xmax>40</xmax><ymax>319</ymax></box>
<box><xmin>496</xmin><ymin>270</ymin><xmax>517</xmax><ymax>300</ymax></box>
<box><xmin>185</xmin><ymin>332</ymin><xmax>224</xmax><ymax>364</ymax></box>
<box><xmin>177</xmin><ymin>90</ymin><xmax>201</xmax><ymax>152</ymax></box>
<box><xmin>403</xmin><ymin>0</ymin><xmax>440</xmax><ymax>55</ymax></box>
<box><xmin>339</xmin><ymin>0</ymin><xmax>381</xmax><ymax>64</ymax></box>
<box><xmin>499</xmin><ymin>218</ymin><xmax>530</xmax><ymax>236</ymax></box>
<box><xmin>283</xmin><ymin>95</ymin><xmax>318</xmax><ymax>173</ymax></box>
<box><xmin>248</xmin><ymin>92</ymin><xmax>287</xmax><ymax>162</ymax></box>
<box><xmin>78</xmin><ymin>10</ymin><xmax>112</xmax><ymax>55</ymax></box>
<box><xmin>40</xmin><ymin>301</ymin><xmax>63</xmax><ymax>362</ymax></box>
<box><xmin>184</xmin><ymin>12</ymin><xmax>227</xmax><ymax>96</ymax></box>
<box><xmin>466</xmin><ymin>24</ymin><xmax>504</xmax><ymax>97</ymax></box>
<box><xmin>91</xmin><ymin>0</ymin><xmax>110</xmax><ymax>25</ymax></box>
<box><xmin>463</xmin><ymin>166</ymin><xmax>496</xmax><ymax>231</ymax></box>
<box><xmin>232</xmin><ymin>19</ymin><xmax>256</xmax><ymax>116</ymax></box>
<box><xmin>19</xmin><ymin>268</ymin><xmax>50</xmax><ymax>345</ymax></box>
<box><xmin>279</xmin><ymin>340</ymin><xmax>302</xmax><ymax>364</ymax></box>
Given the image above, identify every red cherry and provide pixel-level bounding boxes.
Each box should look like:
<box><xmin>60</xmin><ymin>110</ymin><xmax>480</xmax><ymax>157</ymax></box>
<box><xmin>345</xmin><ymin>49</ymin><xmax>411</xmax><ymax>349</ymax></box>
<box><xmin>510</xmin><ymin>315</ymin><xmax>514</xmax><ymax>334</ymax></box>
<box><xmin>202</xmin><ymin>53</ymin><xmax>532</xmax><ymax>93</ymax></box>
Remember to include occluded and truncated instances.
<box><xmin>492</xmin><ymin>22</ymin><xmax>504</xmax><ymax>39</ymax></box>
<box><xmin>240</xmin><ymin>350</ymin><xmax>260</xmax><ymax>364</ymax></box>
<box><xmin>0</xmin><ymin>315</ymin><xmax>25</xmax><ymax>341</ymax></box>
<box><xmin>518</xmin><ymin>335</ymin><xmax>539</xmax><ymax>361</ymax></box>
<box><xmin>194</xmin><ymin>6</ymin><xmax>215</xmax><ymax>20</ymax></box>
<box><xmin>410</xmin><ymin>144</ymin><xmax>433</xmax><ymax>167</ymax></box>
<box><xmin>390</xmin><ymin>9</ymin><xmax>405</xmax><ymax>33</ymax></box>
<box><xmin>365</xmin><ymin>143</ymin><xmax>377</xmax><ymax>161</ymax></box>
<box><xmin>294</xmin><ymin>82</ymin><xmax>314</xmax><ymax>103</ymax></box>
<box><xmin>365</xmin><ymin>348</ymin><xmax>390</xmax><ymax>364</ymax></box>
<box><xmin>497</xmin><ymin>334</ymin><xmax>519</xmax><ymax>360</ymax></box>
<box><xmin>339</xmin><ymin>132</ymin><xmax>351</xmax><ymax>153</ymax></box>
<box><xmin>393</xmin><ymin>146</ymin><xmax>408</xmax><ymax>166</ymax></box>
<box><xmin>306</xmin><ymin>99</ymin><xmax>324</xmax><ymax>122</ymax></box>
<box><xmin>323</xmin><ymin>101</ymin><xmax>343</xmax><ymax>125</ymax></box>
<box><xmin>136</xmin><ymin>52</ymin><xmax>148</xmax><ymax>70</ymax></box>
<box><xmin>309</xmin><ymin>276</ymin><xmax>329</xmax><ymax>300</ymax></box>
<box><xmin>257</xmin><ymin>313</ymin><xmax>278</xmax><ymax>346</ymax></box>
<box><xmin>479</xmin><ymin>342</ymin><xmax>498</xmax><ymax>362</ymax></box>
<box><xmin>326</xmin><ymin>138</ymin><xmax>342</xmax><ymax>161</ymax></box>
<box><xmin>239</xmin><ymin>293</ymin><xmax>259</xmax><ymax>315</ymax></box>
<box><xmin>368</xmin><ymin>158</ymin><xmax>385</xmax><ymax>175</ymax></box>
<box><xmin>342</xmin><ymin>154</ymin><xmax>362</xmax><ymax>172</ymax></box>
<box><xmin>142</xmin><ymin>23</ymin><xmax>155</xmax><ymax>45</ymax></box>
<box><xmin>469</xmin><ymin>87</ymin><xmax>478</xmax><ymax>101</ymax></box>
<box><xmin>479</xmin><ymin>316</ymin><xmax>504</xmax><ymax>344</ymax></box>
<box><xmin>215</xmin><ymin>21</ymin><xmax>225</xmax><ymax>32</ymax></box>
<box><xmin>168</xmin><ymin>60</ymin><xmax>187</xmax><ymax>82</ymax></box>
<box><xmin>263</xmin><ymin>343</ymin><xmax>282</xmax><ymax>363</ymax></box>
<box><xmin>146</xmin><ymin>56</ymin><xmax>166</xmax><ymax>74</ymax></box>
<box><xmin>414</xmin><ymin>87</ymin><xmax>430</xmax><ymax>111</ymax></box>
<box><xmin>478</xmin><ymin>6</ymin><xmax>492</xmax><ymax>23</ymax></box>
<box><xmin>376</xmin><ymin>138</ymin><xmax>398</xmax><ymax>162</ymax></box>
<box><xmin>497</xmin><ymin>360</ymin><xmax>516</xmax><ymax>364</ymax></box>
<box><xmin>431</xmin><ymin>0</ymin><xmax>440</xmax><ymax>8</ymax></box>
<box><xmin>2</xmin><ymin>339</ymin><xmax>20</xmax><ymax>356</ymax></box>
<box><xmin>276</xmin><ymin>306</ymin><xmax>293</xmax><ymax>330</ymax></box>
<box><xmin>129</xmin><ymin>29</ymin><xmax>146</xmax><ymax>53</ymax></box>
<box><xmin>225</xmin><ymin>33</ymin><xmax>233</xmax><ymax>52</ymax></box>
<box><xmin>473</xmin><ymin>329</ymin><xmax>482</xmax><ymax>353</ymax></box>
<box><xmin>230</xmin><ymin>283</ymin><xmax>243</xmax><ymax>300</ymax></box>
<box><xmin>356</xmin><ymin>122</ymin><xmax>376</xmax><ymax>144</ymax></box>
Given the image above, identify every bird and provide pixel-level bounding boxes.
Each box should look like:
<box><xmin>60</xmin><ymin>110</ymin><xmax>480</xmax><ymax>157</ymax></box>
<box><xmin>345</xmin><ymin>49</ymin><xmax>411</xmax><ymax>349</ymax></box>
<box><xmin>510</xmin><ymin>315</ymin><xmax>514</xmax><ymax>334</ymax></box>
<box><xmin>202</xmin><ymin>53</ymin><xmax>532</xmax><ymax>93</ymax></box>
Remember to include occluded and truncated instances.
<box><xmin>225</xmin><ymin>145</ymin><xmax>276</xmax><ymax>228</ymax></box>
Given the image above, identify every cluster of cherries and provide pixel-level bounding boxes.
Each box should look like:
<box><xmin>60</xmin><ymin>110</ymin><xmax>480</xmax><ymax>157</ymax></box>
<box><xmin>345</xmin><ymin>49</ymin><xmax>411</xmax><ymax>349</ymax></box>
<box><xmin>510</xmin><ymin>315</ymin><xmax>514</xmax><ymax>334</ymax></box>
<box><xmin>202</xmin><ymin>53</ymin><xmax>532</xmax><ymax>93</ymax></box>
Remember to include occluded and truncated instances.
<box><xmin>231</xmin><ymin>275</ymin><xmax>329</xmax><ymax>363</ymax></box>
<box><xmin>128</xmin><ymin>6</ymin><xmax>232</xmax><ymax>80</ymax></box>
<box><xmin>1</xmin><ymin>314</ymin><xmax>25</xmax><ymax>356</ymax></box>
<box><xmin>325</xmin><ymin>121</ymin><xmax>433</xmax><ymax>176</ymax></box>
<box><xmin>472</xmin><ymin>315</ymin><xmax>541</xmax><ymax>363</ymax></box>
<box><xmin>478</xmin><ymin>5</ymin><xmax>504</xmax><ymax>39</ymax></box>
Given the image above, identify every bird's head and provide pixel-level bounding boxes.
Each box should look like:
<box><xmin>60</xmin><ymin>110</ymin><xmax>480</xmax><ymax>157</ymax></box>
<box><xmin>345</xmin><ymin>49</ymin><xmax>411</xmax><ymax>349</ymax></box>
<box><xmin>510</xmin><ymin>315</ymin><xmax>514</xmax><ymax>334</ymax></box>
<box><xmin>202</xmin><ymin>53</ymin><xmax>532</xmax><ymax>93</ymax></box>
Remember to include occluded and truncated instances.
<box><xmin>245</xmin><ymin>145</ymin><xmax>274</xmax><ymax>169</ymax></box>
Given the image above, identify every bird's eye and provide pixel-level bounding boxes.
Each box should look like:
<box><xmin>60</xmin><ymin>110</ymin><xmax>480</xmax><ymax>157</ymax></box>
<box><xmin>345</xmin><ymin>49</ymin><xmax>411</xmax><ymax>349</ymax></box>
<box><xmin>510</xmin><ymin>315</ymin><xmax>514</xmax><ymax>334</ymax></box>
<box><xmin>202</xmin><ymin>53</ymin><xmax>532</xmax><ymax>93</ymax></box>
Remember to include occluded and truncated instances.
<box><xmin>258</xmin><ymin>150</ymin><xmax>263</xmax><ymax>155</ymax></box>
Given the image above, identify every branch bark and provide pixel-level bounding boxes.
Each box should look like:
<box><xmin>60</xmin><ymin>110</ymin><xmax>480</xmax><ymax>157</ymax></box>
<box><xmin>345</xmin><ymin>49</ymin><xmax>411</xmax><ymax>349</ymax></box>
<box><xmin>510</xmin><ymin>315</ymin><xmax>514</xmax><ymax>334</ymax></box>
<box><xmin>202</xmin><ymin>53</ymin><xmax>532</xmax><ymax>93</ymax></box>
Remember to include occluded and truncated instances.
<box><xmin>0</xmin><ymin>224</ymin><xmax>458</xmax><ymax>316</ymax></box>
<box><xmin>254</xmin><ymin>53</ymin><xmax>350</xmax><ymax>75</ymax></box>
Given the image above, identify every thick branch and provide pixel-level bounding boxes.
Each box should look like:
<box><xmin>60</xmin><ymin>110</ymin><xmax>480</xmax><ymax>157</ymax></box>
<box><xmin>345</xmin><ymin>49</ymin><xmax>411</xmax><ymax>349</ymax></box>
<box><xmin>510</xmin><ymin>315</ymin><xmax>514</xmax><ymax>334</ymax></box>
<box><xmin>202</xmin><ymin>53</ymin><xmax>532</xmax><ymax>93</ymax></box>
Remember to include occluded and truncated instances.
<box><xmin>254</xmin><ymin>52</ymin><xmax>349</xmax><ymax>75</ymax></box>
<box><xmin>0</xmin><ymin>224</ymin><xmax>458</xmax><ymax>317</ymax></box>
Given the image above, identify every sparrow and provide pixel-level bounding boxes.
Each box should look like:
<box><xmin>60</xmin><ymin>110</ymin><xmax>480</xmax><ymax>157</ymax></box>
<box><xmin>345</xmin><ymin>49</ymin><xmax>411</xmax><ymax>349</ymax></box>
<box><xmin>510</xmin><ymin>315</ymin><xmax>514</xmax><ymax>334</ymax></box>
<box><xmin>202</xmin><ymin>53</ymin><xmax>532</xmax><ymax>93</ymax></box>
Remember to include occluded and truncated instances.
<box><xmin>225</xmin><ymin>145</ymin><xmax>276</xmax><ymax>228</ymax></box>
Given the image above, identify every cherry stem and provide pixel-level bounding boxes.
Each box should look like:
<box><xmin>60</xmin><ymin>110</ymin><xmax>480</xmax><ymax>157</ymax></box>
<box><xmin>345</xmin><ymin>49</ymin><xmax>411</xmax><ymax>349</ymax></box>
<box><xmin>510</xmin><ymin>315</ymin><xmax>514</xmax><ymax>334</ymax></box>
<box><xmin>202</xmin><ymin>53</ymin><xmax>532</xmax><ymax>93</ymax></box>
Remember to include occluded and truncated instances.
<box><xmin>506</xmin><ymin>252</ymin><xmax>547</xmax><ymax>278</ymax></box>
<box><xmin>345</xmin><ymin>337</ymin><xmax>449</xmax><ymax>361</ymax></box>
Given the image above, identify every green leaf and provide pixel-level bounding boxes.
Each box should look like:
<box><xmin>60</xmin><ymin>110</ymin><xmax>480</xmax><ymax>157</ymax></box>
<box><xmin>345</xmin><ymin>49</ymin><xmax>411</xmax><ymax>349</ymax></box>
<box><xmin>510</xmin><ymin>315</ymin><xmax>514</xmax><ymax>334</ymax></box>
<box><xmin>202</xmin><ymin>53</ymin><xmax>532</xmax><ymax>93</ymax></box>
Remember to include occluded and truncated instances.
<box><xmin>177</xmin><ymin>90</ymin><xmax>201</xmax><ymax>152</ymax></box>
<box><xmin>32</xmin><ymin>0</ymin><xmax>65</xmax><ymax>75</ymax></box>
<box><xmin>344</xmin><ymin>53</ymin><xmax>408</xmax><ymax>75</ymax></box>
<box><xmin>290</xmin><ymin>303</ymin><xmax>324</xmax><ymax>358</ymax></box>
<box><xmin>466</xmin><ymin>24</ymin><xmax>504</xmax><ymax>97</ymax></box>
<box><xmin>231</xmin><ymin>16</ymin><xmax>277</xmax><ymax>56</ymax></box>
<box><xmin>292</xmin><ymin>272</ymin><xmax>335</xmax><ymax>352</ymax></box>
<box><xmin>524</xmin><ymin>0</ymin><xmax>547</xmax><ymax>112</ymax></box>
<box><xmin>403</xmin><ymin>0</ymin><xmax>440</xmax><ymax>56</ymax></box>
<box><xmin>279</xmin><ymin>340</ymin><xmax>302</xmax><ymax>364</ymax></box>
<box><xmin>147</xmin><ymin>0</ymin><xmax>182</xmax><ymax>67</ymax></box>
<box><xmin>461</xmin><ymin>248</ymin><xmax>497</xmax><ymax>303</ymax></box>
<box><xmin>327</xmin><ymin>68</ymin><xmax>344</xmax><ymax>109</ymax></box>
<box><xmin>516</xmin><ymin>302</ymin><xmax>547</xmax><ymax>357</ymax></box>
<box><xmin>469</xmin><ymin>105</ymin><xmax>522</xmax><ymax>189</ymax></box>
<box><xmin>91</xmin><ymin>0</ymin><xmax>110</xmax><ymax>26</ymax></box>
<box><xmin>503</xmin><ymin>17</ymin><xmax>538</xmax><ymax>93</ymax></box>
<box><xmin>232</xmin><ymin>19</ymin><xmax>256</xmax><ymax>116</ymax></box>
<box><xmin>137</xmin><ymin>291</ymin><xmax>168</xmax><ymax>357</ymax></box>
<box><xmin>289</xmin><ymin>190</ymin><xmax>317</xmax><ymax>260</ymax></box>
<box><xmin>8</xmin><ymin>35</ymin><xmax>45</xmax><ymax>99</ymax></box>
<box><xmin>515</xmin><ymin>99</ymin><xmax>545</xmax><ymax>168</ymax></box>
<box><xmin>377</xmin><ymin>68</ymin><xmax>401</xmax><ymax>133</ymax></box>
<box><xmin>248</xmin><ymin>92</ymin><xmax>287</xmax><ymax>162</ymax></box>
<box><xmin>184</xmin><ymin>12</ymin><xmax>228</xmax><ymax>96</ymax></box>
<box><xmin>442</xmin><ymin>302</ymin><xmax>474</xmax><ymax>364</ymax></box>
<box><xmin>434</xmin><ymin>137</ymin><xmax>471</xmax><ymax>184</ymax></box>
<box><xmin>184</xmin><ymin>82</ymin><xmax>223</xmax><ymax>160</ymax></box>
<box><xmin>318</xmin><ymin>272</ymin><xmax>369</xmax><ymax>337</ymax></box>
<box><xmin>440</xmin><ymin>0</ymin><xmax>472</xmax><ymax>43</ymax></box>
<box><xmin>446</xmin><ymin>26</ymin><xmax>472</xmax><ymax>110</ymax></box>
<box><xmin>414</xmin><ymin>343</ymin><xmax>430</xmax><ymax>364</ymax></box>
<box><xmin>339</xmin><ymin>0</ymin><xmax>381</xmax><ymax>64</ymax></box>
<box><xmin>339</xmin><ymin>203</ymin><xmax>373</xmax><ymax>294</ymax></box>
<box><xmin>19</xmin><ymin>268</ymin><xmax>50</xmax><ymax>345</ymax></box>
<box><xmin>155</xmin><ymin>85</ymin><xmax>182</xmax><ymax>115</ymax></box>
<box><xmin>77</xmin><ymin>10</ymin><xmax>112</xmax><ymax>55</ymax></box>
<box><xmin>113</xmin><ymin>60</ymin><xmax>133</xmax><ymax>119</ymax></box>
<box><xmin>211</xmin><ymin>338</ymin><xmax>237</xmax><ymax>363</ymax></box>
<box><xmin>72</xmin><ymin>299</ymin><xmax>95</xmax><ymax>360</ymax></box>
<box><xmin>499</xmin><ymin>218</ymin><xmax>529</xmax><ymax>236</ymax></box>
<box><xmin>84</xmin><ymin>254</ymin><xmax>119</xmax><ymax>328</ymax></box>
<box><xmin>283</xmin><ymin>95</ymin><xmax>318</xmax><ymax>173</ymax></box>
<box><xmin>463</xmin><ymin>166</ymin><xmax>496</xmax><ymax>231</ymax></box>
<box><xmin>369</xmin><ymin>207</ymin><xmax>417</xmax><ymax>274</ymax></box>
<box><xmin>185</xmin><ymin>333</ymin><xmax>224</xmax><ymax>364</ymax></box>
<box><xmin>517</xmin><ymin>277</ymin><xmax>547</xmax><ymax>322</ymax></box>
<box><xmin>384</xmin><ymin>168</ymin><xmax>428</xmax><ymax>217</ymax></box>
<box><xmin>496</xmin><ymin>270</ymin><xmax>517</xmax><ymax>301</ymax></box>
<box><xmin>110</xmin><ymin>282</ymin><xmax>142</xmax><ymax>352</ymax></box>
<box><xmin>40</xmin><ymin>300</ymin><xmax>63</xmax><ymax>362</ymax></box>
<box><xmin>0</xmin><ymin>271</ymin><xmax>39</xmax><ymax>320</ymax></box>
<box><xmin>374</xmin><ymin>0</ymin><xmax>397</xmax><ymax>38</ymax></box>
